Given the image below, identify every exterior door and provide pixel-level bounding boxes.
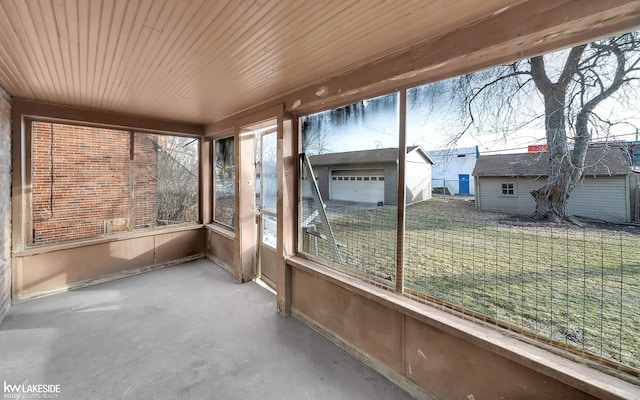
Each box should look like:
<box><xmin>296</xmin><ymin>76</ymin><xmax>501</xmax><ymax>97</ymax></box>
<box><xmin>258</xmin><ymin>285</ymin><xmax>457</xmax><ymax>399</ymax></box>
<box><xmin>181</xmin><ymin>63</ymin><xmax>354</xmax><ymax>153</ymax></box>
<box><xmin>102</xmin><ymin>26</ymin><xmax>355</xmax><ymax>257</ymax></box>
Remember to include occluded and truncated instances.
<box><xmin>256</xmin><ymin>129</ymin><xmax>277</xmax><ymax>288</ymax></box>
<box><xmin>459</xmin><ymin>174</ymin><xmax>470</xmax><ymax>195</ymax></box>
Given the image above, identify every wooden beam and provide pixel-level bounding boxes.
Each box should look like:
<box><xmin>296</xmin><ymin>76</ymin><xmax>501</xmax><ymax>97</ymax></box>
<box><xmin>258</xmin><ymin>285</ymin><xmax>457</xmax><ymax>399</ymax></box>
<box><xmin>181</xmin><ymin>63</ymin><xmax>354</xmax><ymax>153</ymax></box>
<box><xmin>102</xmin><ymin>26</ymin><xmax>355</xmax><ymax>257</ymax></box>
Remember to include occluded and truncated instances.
<box><xmin>395</xmin><ymin>90</ymin><xmax>406</xmax><ymax>294</ymax></box>
<box><xmin>277</xmin><ymin>115</ymin><xmax>296</xmax><ymax>315</ymax></box>
<box><xmin>235</xmin><ymin>128</ymin><xmax>256</xmax><ymax>283</ymax></box>
<box><xmin>200</xmin><ymin>137</ymin><xmax>211</xmax><ymax>224</ymax></box>
<box><xmin>13</xmin><ymin>99</ymin><xmax>204</xmax><ymax>136</ymax></box>
<box><xmin>285</xmin><ymin>0</ymin><xmax>640</xmax><ymax>115</ymax></box>
<box><xmin>207</xmin><ymin>104</ymin><xmax>285</xmax><ymax>137</ymax></box>
<box><xmin>11</xmin><ymin>113</ymin><xmax>27</xmax><ymax>252</ymax></box>
<box><xmin>206</xmin><ymin>0</ymin><xmax>640</xmax><ymax>129</ymax></box>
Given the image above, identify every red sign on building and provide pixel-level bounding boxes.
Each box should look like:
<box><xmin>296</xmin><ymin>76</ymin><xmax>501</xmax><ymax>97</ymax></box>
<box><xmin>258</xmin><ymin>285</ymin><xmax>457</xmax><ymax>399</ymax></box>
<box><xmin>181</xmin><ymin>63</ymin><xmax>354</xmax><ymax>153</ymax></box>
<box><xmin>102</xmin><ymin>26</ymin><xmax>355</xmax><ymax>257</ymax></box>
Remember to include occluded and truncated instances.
<box><xmin>527</xmin><ymin>145</ymin><xmax>548</xmax><ymax>152</ymax></box>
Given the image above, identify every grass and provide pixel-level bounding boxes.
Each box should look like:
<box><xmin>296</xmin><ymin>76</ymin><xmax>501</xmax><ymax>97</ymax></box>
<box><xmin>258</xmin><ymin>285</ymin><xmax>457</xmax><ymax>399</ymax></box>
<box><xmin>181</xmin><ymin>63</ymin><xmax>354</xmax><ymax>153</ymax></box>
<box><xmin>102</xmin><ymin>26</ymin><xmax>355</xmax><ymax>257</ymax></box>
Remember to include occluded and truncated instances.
<box><xmin>308</xmin><ymin>198</ymin><xmax>640</xmax><ymax>371</ymax></box>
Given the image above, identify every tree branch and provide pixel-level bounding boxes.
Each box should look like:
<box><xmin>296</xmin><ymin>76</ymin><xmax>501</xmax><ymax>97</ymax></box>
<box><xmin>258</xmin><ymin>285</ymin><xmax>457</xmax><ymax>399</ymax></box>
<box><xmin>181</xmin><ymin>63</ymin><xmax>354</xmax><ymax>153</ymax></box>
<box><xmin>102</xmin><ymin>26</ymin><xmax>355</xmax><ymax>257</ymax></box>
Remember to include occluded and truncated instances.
<box><xmin>530</xmin><ymin>56</ymin><xmax>551</xmax><ymax>93</ymax></box>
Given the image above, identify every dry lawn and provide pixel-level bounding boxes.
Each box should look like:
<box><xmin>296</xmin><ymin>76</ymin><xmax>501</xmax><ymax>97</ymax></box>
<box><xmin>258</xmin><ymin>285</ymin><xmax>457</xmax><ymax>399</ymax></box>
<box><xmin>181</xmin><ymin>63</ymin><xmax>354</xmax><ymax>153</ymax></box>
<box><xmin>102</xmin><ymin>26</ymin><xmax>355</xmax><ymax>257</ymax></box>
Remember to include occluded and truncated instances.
<box><xmin>320</xmin><ymin>197</ymin><xmax>640</xmax><ymax>371</ymax></box>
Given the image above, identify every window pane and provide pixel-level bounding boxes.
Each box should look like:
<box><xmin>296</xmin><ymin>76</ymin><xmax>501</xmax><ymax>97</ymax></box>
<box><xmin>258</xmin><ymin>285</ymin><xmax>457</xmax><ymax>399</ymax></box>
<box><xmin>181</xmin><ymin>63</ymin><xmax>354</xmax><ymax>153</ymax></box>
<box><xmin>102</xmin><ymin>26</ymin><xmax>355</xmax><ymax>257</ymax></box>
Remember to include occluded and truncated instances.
<box><xmin>404</xmin><ymin>30</ymin><xmax>640</xmax><ymax>371</ymax></box>
<box><xmin>299</xmin><ymin>93</ymin><xmax>399</xmax><ymax>287</ymax></box>
<box><xmin>133</xmin><ymin>133</ymin><xmax>157</xmax><ymax>228</ymax></box>
<box><xmin>31</xmin><ymin>123</ymin><xmax>198</xmax><ymax>246</ymax></box>
<box><xmin>261</xmin><ymin>131</ymin><xmax>277</xmax><ymax>214</ymax></box>
<box><xmin>135</xmin><ymin>134</ymin><xmax>199</xmax><ymax>227</ymax></box>
<box><xmin>214</xmin><ymin>136</ymin><xmax>235</xmax><ymax>227</ymax></box>
<box><xmin>262</xmin><ymin>214</ymin><xmax>276</xmax><ymax>248</ymax></box>
<box><xmin>31</xmin><ymin>122</ymin><xmax>131</xmax><ymax>244</ymax></box>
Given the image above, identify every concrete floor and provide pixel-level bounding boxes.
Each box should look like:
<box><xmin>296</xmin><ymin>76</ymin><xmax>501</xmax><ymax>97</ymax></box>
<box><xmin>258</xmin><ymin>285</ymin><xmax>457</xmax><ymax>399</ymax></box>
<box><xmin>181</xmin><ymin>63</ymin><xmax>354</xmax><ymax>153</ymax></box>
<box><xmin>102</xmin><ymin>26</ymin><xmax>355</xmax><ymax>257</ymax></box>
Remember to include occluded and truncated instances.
<box><xmin>0</xmin><ymin>259</ymin><xmax>414</xmax><ymax>399</ymax></box>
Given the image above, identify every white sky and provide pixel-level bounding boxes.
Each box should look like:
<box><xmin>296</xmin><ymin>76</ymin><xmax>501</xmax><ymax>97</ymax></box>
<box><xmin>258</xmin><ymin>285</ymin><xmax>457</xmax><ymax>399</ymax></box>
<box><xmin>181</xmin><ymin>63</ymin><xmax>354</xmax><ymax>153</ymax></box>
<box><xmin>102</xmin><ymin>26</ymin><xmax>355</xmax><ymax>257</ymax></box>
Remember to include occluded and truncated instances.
<box><xmin>308</xmin><ymin>84</ymin><xmax>640</xmax><ymax>157</ymax></box>
<box><xmin>304</xmin><ymin>36</ymin><xmax>640</xmax><ymax>156</ymax></box>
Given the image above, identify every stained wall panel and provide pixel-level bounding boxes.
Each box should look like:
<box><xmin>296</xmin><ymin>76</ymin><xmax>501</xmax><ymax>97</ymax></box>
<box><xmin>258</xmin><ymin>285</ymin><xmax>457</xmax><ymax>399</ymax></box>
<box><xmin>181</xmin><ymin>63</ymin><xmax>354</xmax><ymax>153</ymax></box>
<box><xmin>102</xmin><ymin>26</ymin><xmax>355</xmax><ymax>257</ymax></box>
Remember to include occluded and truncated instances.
<box><xmin>155</xmin><ymin>229</ymin><xmax>205</xmax><ymax>264</ymax></box>
<box><xmin>404</xmin><ymin>316</ymin><xmax>597</xmax><ymax>400</ymax></box>
<box><xmin>291</xmin><ymin>267</ymin><xmax>404</xmax><ymax>373</ymax></box>
<box><xmin>12</xmin><ymin>227</ymin><xmax>205</xmax><ymax>299</ymax></box>
<box><xmin>206</xmin><ymin>229</ymin><xmax>235</xmax><ymax>272</ymax></box>
<box><xmin>0</xmin><ymin>85</ymin><xmax>10</xmax><ymax>323</ymax></box>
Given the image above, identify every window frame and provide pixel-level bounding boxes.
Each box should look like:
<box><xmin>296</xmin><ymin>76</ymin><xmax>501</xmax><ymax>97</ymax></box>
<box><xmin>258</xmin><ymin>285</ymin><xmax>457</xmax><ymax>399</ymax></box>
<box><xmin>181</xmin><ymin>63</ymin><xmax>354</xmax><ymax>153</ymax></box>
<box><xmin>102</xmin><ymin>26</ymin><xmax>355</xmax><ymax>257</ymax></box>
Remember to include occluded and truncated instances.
<box><xmin>25</xmin><ymin>117</ymin><xmax>202</xmax><ymax>248</ymax></box>
<box><xmin>293</xmin><ymin>35</ymin><xmax>640</xmax><ymax>378</ymax></box>
<box><xmin>213</xmin><ymin>135</ymin><xmax>236</xmax><ymax>230</ymax></box>
<box><xmin>499</xmin><ymin>181</ymin><xmax>517</xmax><ymax>197</ymax></box>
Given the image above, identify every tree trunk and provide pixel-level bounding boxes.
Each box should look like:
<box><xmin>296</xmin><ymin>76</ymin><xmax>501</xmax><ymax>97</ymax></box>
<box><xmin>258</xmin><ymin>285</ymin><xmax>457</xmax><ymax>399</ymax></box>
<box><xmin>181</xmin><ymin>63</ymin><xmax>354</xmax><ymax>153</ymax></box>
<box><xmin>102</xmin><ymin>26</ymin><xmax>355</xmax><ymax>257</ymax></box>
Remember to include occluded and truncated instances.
<box><xmin>529</xmin><ymin>49</ymin><xmax>585</xmax><ymax>222</ymax></box>
<box><xmin>531</xmin><ymin>88</ymin><xmax>574</xmax><ymax>221</ymax></box>
<box><xmin>531</xmin><ymin>180</ymin><xmax>570</xmax><ymax>222</ymax></box>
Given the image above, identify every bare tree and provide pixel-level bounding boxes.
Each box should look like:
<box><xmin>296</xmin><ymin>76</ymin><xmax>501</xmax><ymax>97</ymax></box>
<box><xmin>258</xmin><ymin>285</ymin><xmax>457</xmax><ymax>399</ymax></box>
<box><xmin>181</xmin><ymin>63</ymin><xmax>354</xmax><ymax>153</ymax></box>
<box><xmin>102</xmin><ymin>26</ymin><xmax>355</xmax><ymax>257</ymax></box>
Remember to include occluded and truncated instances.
<box><xmin>301</xmin><ymin>118</ymin><xmax>333</xmax><ymax>155</ymax></box>
<box><xmin>215</xmin><ymin>136</ymin><xmax>234</xmax><ymax>180</ymax></box>
<box><xmin>452</xmin><ymin>32</ymin><xmax>640</xmax><ymax>221</ymax></box>
<box><xmin>154</xmin><ymin>136</ymin><xmax>199</xmax><ymax>224</ymax></box>
<box><xmin>214</xmin><ymin>136</ymin><xmax>235</xmax><ymax>226</ymax></box>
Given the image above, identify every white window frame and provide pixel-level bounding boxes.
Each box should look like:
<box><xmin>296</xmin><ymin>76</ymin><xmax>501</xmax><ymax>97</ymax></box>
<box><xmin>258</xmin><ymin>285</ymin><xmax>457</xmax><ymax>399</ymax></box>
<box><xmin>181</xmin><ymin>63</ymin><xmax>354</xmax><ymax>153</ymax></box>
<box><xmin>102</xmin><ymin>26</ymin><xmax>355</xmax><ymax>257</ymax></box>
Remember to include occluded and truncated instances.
<box><xmin>500</xmin><ymin>181</ymin><xmax>517</xmax><ymax>197</ymax></box>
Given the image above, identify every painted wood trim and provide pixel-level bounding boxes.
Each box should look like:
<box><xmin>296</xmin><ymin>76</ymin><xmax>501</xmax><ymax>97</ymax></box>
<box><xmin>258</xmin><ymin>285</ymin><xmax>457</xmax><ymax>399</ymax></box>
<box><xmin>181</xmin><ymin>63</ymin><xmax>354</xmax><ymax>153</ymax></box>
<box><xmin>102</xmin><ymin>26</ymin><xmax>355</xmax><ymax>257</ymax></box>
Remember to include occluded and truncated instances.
<box><xmin>206</xmin><ymin>1</ymin><xmax>640</xmax><ymax>129</ymax></box>
<box><xmin>209</xmin><ymin>104</ymin><xmax>285</xmax><ymax>135</ymax></box>
<box><xmin>277</xmin><ymin>115</ymin><xmax>295</xmax><ymax>315</ymax></box>
<box><xmin>13</xmin><ymin>99</ymin><xmax>204</xmax><ymax>135</ymax></box>
<box><xmin>14</xmin><ymin>224</ymin><xmax>204</xmax><ymax>257</ymax></box>
<box><xmin>236</xmin><ymin>129</ymin><xmax>255</xmax><ymax>283</ymax></box>
<box><xmin>11</xmin><ymin>113</ymin><xmax>26</xmax><ymax>252</ymax></box>
<box><xmin>287</xmin><ymin>255</ymin><xmax>640</xmax><ymax>399</ymax></box>
<box><xmin>395</xmin><ymin>90</ymin><xmax>406</xmax><ymax>293</ymax></box>
<box><xmin>199</xmin><ymin>136</ymin><xmax>210</xmax><ymax>223</ymax></box>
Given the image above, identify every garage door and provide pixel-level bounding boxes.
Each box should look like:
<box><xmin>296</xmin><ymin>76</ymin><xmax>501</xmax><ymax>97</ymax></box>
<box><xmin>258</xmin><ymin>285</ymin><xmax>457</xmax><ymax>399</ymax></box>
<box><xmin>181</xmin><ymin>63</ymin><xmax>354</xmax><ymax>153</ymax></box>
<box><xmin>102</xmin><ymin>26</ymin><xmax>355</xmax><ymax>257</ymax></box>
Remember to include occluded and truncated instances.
<box><xmin>331</xmin><ymin>169</ymin><xmax>385</xmax><ymax>203</ymax></box>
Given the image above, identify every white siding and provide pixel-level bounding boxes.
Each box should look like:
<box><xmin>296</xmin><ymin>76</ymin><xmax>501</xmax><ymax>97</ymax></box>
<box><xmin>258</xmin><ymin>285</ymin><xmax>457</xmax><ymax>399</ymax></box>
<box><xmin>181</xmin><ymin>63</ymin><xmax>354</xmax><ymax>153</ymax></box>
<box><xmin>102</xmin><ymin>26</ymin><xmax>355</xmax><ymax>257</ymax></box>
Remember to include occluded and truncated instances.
<box><xmin>406</xmin><ymin>150</ymin><xmax>432</xmax><ymax>204</ymax></box>
<box><xmin>568</xmin><ymin>176</ymin><xmax>630</xmax><ymax>223</ymax></box>
<box><xmin>477</xmin><ymin>178</ymin><xmax>540</xmax><ymax>215</ymax></box>
<box><xmin>476</xmin><ymin>176</ymin><xmax>630</xmax><ymax>223</ymax></box>
<box><xmin>428</xmin><ymin>147</ymin><xmax>477</xmax><ymax>195</ymax></box>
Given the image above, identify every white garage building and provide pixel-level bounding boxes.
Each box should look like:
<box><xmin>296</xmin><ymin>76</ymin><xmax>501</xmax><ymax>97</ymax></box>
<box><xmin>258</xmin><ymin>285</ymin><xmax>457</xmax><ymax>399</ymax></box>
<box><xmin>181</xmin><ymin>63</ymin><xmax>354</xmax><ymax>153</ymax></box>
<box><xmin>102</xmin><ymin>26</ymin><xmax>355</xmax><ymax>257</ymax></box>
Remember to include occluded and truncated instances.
<box><xmin>308</xmin><ymin>146</ymin><xmax>434</xmax><ymax>206</ymax></box>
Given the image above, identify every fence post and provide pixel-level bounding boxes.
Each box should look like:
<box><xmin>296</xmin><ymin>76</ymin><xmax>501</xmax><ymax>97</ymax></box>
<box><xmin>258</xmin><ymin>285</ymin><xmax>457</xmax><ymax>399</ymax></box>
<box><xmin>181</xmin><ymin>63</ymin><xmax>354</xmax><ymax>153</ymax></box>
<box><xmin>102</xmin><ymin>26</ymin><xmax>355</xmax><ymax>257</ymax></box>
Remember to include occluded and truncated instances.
<box><xmin>395</xmin><ymin>89</ymin><xmax>407</xmax><ymax>294</ymax></box>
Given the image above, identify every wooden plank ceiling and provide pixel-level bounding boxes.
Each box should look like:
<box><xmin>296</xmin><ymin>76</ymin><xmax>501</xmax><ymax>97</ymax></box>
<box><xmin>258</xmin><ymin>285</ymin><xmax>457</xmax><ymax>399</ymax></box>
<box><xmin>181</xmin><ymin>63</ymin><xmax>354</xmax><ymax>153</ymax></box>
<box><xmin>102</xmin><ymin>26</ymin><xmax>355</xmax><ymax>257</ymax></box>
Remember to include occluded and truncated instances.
<box><xmin>0</xmin><ymin>0</ymin><xmax>637</xmax><ymax>125</ymax></box>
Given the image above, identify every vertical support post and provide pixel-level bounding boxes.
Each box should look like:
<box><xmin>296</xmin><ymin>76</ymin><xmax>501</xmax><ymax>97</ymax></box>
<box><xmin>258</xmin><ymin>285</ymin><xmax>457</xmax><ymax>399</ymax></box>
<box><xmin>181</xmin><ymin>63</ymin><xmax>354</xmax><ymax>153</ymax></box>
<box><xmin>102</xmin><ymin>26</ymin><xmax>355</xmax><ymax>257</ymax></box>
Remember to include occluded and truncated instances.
<box><xmin>200</xmin><ymin>137</ymin><xmax>212</xmax><ymax>224</ymax></box>
<box><xmin>14</xmin><ymin>116</ymin><xmax>31</xmax><ymax>250</ymax></box>
<box><xmin>129</xmin><ymin>131</ymin><xmax>135</xmax><ymax>232</ymax></box>
<box><xmin>277</xmin><ymin>111</ymin><xmax>296</xmax><ymax>315</ymax></box>
<box><xmin>235</xmin><ymin>128</ymin><xmax>256</xmax><ymax>283</ymax></box>
<box><xmin>396</xmin><ymin>90</ymin><xmax>407</xmax><ymax>294</ymax></box>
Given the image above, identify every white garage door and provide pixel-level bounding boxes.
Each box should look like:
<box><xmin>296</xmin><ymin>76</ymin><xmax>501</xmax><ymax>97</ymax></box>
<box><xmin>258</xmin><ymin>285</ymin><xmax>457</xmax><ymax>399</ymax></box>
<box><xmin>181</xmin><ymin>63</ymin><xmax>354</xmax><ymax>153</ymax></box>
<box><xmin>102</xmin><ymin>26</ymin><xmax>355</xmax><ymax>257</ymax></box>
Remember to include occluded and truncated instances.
<box><xmin>331</xmin><ymin>169</ymin><xmax>385</xmax><ymax>203</ymax></box>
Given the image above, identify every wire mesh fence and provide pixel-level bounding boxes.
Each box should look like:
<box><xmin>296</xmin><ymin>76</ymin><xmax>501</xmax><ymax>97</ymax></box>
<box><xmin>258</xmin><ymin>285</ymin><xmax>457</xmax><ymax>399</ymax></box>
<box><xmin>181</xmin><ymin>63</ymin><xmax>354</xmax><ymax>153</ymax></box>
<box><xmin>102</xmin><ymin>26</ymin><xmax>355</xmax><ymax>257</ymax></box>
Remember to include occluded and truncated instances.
<box><xmin>299</xmin><ymin>192</ymin><xmax>640</xmax><ymax>373</ymax></box>
<box><xmin>300</xmin><ymin>198</ymin><xmax>398</xmax><ymax>286</ymax></box>
<box><xmin>299</xmin><ymin>154</ymin><xmax>397</xmax><ymax>288</ymax></box>
<box><xmin>404</xmin><ymin>202</ymin><xmax>639</xmax><ymax>372</ymax></box>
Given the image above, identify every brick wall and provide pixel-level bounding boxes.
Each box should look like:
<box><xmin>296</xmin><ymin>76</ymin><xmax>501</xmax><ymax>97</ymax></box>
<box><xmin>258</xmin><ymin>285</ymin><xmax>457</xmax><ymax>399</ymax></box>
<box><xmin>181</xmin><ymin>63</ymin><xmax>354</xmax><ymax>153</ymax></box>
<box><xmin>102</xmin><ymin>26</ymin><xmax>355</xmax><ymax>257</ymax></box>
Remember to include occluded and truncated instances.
<box><xmin>32</xmin><ymin>122</ymin><xmax>157</xmax><ymax>244</ymax></box>
<box><xmin>0</xmin><ymin>86</ymin><xmax>11</xmax><ymax>324</ymax></box>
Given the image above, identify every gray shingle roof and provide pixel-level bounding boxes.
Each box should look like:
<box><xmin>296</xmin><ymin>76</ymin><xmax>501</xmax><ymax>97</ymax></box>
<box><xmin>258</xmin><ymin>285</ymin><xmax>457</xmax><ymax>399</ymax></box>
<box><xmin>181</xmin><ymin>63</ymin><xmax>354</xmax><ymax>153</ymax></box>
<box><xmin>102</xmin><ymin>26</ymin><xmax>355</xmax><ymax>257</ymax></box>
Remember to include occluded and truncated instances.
<box><xmin>309</xmin><ymin>146</ymin><xmax>434</xmax><ymax>167</ymax></box>
<box><xmin>473</xmin><ymin>148</ymin><xmax>631</xmax><ymax>177</ymax></box>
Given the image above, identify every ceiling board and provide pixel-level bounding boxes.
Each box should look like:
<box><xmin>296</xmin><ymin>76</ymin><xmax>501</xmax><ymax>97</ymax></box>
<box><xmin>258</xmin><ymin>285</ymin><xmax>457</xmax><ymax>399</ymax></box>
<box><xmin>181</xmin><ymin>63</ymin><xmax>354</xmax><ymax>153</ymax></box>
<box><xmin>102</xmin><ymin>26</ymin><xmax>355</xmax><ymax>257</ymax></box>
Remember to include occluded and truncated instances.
<box><xmin>0</xmin><ymin>0</ymin><xmax>635</xmax><ymax>126</ymax></box>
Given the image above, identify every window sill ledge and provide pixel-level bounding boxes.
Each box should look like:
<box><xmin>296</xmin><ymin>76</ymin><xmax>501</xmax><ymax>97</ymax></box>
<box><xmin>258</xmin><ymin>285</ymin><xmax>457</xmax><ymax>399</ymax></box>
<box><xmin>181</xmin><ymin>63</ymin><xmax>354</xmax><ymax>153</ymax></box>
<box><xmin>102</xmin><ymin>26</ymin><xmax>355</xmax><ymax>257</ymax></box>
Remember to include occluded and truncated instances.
<box><xmin>205</xmin><ymin>223</ymin><xmax>235</xmax><ymax>239</ymax></box>
<box><xmin>14</xmin><ymin>224</ymin><xmax>204</xmax><ymax>257</ymax></box>
<box><xmin>287</xmin><ymin>255</ymin><xmax>640</xmax><ymax>400</ymax></box>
